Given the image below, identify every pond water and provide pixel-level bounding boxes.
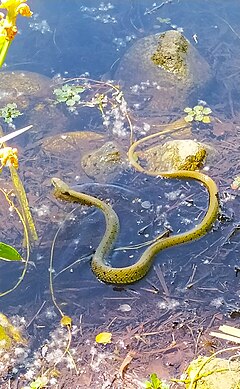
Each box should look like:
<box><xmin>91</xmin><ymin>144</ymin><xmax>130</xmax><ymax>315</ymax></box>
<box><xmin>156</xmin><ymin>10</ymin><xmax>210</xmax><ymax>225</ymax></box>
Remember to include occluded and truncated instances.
<box><xmin>0</xmin><ymin>1</ymin><xmax>240</xmax><ymax>388</ymax></box>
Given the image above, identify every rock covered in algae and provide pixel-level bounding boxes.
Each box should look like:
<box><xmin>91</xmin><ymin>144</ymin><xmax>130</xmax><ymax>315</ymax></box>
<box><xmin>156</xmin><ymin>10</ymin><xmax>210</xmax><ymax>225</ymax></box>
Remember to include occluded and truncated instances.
<box><xmin>185</xmin><ymin>355</ymin><xmax>240</xmax><ymax>389</ymax></box>
<box><xmin>41</xmin><ymin>132</ymin><xmax>127</xmax><ymax>183</ymax></box>
<box><xmin>0</xmin><ymin>71</ymin><xmax>51</xmax><ymax>108</ymax></box>
<box><xmin>81</xmin><ymin>141</ymin><xmax>128</xmax><ymax>182</ymax></box>
<box><xmin>115</xmin><ymin>30</ymin><xmax>211</xmax><ymax>116</ymax></box>
<box><xmin>0</xmin><ymin>71</ymin><xmax>67</xmax><ymax>138</ymax></box>
<box><xmin>142</xmin><ymin>139</ymin><xmax>208</xmax><ymax>172</ymax></box>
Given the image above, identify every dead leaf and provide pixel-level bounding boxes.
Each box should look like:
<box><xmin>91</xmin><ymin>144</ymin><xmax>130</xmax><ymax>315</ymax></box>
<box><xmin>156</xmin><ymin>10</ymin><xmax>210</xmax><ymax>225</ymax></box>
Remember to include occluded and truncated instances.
<box><xmin>95</xmin><ymin>331</ymin><xmax>112</xmax><ymax>344</ymax></box>
<box><xmin>119</xmin><ymin>351</ymin><xmax>136</xmax><ymax>378</ymax></box>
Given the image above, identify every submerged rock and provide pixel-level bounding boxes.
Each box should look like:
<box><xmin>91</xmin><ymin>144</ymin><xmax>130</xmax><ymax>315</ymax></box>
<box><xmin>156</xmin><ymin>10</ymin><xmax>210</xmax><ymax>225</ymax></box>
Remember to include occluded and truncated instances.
<box><xmin>0</xmin><ymin>71</ymin><xmax>52</xmax><ymax>108</ymax></box>
<box><xmin>142</xmin><ymin>139</ymin><xmax>209</xmax><ymax>171</ymax></box>
<box><xmin>42</xmin><ymin>131</ymin><xmax>105</xmax><ymax>154</ymax></box>
<box><xmin>115</xmin><ymin>30</ymin><xmax>211</xmax><ymax>116</ymax></box>
<box><xmin>0</xmin><ymin>71</ymin><xmax>67</xmax><ymax>141</ymax></box>
<box><xmin>81</xmin><ymin>141</ymin><xmax>128</xmax><ymax>182</ymax></box>
<box><xmin>185</xmin><ymin>355</ymin><xmax>240</xmax><ymax>389</ymax></box>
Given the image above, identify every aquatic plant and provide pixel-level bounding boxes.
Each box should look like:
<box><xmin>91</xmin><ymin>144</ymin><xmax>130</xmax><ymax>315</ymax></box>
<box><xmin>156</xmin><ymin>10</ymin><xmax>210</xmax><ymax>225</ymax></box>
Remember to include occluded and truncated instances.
<box><xmin>184</xmin><ymin>105</ymin><xmax>212</xmax><ymax>123</ymax></box>
<box><xmin>0</xmin><ymin>1</ymin><xmax>36</xmax><ymax>287</ymax></box>
<box><xmin>53</xmin><ymin>84</ymin><xmax>85</xmax><ymax>108</ymax></box>
<box><xmin>145</xmin><ymin>373</ymin><xmax>170</xmax><ymax>389</ymax></box>
<box><xmin>0</xmin><ymin>102</ymin><xmax>22</xmax><ymax>123</ymax></box>
<box><xmin>156</xmin><ymin>17</ymin><xmax>171</xmax><ymax>24</ymax></box>
<box><xmin>53</xmin><ymin>78</ymin><xmax>131</xmax><ymax>138</ymax></box>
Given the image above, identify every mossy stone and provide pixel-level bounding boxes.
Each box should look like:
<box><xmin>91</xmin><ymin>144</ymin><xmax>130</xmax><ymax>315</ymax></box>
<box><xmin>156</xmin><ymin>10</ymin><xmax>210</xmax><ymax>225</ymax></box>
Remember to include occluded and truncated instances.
<box><xmin>185</xmin><ymin>356</ymin><xmax>240</xmax><ymax>389</ymax></box>
<box><xmin>142</xmin><ymin>139</ymin><xmax>208</xmax><ymax>172</ymax></box>
<box><xmin>115</xmin><ymin>30</ymin><xmax>211</xmax><ymax>116</ymax></box>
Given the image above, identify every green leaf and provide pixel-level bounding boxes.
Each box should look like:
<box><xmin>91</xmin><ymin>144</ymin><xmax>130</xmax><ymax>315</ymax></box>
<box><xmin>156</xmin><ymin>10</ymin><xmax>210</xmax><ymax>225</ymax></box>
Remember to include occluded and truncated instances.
<box><xmin>202</xmin><ymin>115</ymin><xmax>211</xmax><ymax>123</ymax></box>
<box><xmin>184</xmin><ymin>114</ymin><xmax>194</xmax><ymax>122</ymax></box>
<box><xmin>0</xmin><ymin>242</ymin><xmax>22</xmax><ymax>261</ymax></box>
<box><xmin>195</xmin><ymin>114</ymin><xmax>204</xmax><ymax>121</ymax></box>
<box><xmin>75</xmin><ymin>86</ymin><xmax>85</xmax><ymax>93</ymax></box>
<box><xmin>193</xmin><ymin>105</ymin><xmax>204</xmax><ymax>112</ymax></box>
<box><xmin>157</xmin><ymin>17</ymin><xmax>171</xmax><ymax>24</ymax></box>
<box><xmin>202</xmin><ymin>107</ymin><xmax>212</xmax><ymax>115</ymax></box>
<box><xmin>62</xmin><ymin>84</ymin><xmax>71</xmax><ymax>91</ymax></box>
<box><xmin>66</xmin><ymin>99</ymin><xmax>76</xmax><ymax>106</ymax></box>
<box><xmin>72</xmin><ymin>94</ymin><xmax>81</xmax><ymax>102</ymax></box>
<box><xmin>150</xmin><ymin>373</ymin><xmax>161</xmax><ymax>388</ymax></box>
<box><xmin>53</xmin><ymin>88</ymin><xmax>63</xmax><ymax>95</ymax></box>
<box><xmin>184</xmin><ymin>107</ymin><xmax>193</xmax><ymax>113</ymax></box>
<box><xmin>56</xmin><ymin>96</ymin><xmax>67</xmax><ymax>103</ymax></box>
<box><xmin>145</xmin><ymin>382</ymin><xmax>152</xmax><ymax>388</ymax></box>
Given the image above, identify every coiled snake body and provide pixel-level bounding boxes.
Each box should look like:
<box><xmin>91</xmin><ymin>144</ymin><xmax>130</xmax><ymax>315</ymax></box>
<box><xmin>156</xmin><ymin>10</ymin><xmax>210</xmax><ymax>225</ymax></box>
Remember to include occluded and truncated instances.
<box><xmin>52</xmin><ymin>132</ymin><xmax>219</xmax><ymax>284</ymax></box>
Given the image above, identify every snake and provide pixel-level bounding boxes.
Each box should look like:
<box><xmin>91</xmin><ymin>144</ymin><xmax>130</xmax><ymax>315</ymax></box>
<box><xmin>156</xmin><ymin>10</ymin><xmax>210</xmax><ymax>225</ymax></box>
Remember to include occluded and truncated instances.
<box><xmin>52</xmin><ymin>123</ymin><xmax>219</xmax><ymax>285</ymax></box>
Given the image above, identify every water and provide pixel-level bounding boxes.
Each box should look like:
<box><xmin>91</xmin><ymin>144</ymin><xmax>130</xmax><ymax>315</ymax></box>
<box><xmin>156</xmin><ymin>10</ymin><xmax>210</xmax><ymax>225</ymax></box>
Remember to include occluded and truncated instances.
<box><xmin>0</xmin><ymin>1</ymin><xmax>240</xmax><ymax>387</ymax></box>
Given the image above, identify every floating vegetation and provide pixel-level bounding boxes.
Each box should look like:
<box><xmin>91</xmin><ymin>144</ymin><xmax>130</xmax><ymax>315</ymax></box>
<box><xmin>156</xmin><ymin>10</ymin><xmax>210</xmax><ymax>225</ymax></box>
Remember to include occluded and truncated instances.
<box><xmin>53</xmin><ymin>84</ymin><xmax>85</xmax><ymax>108</ymax></box>
<box><xmin>184</xmin><ymin>105</ymin><xmax>212</xmax><ymax>123</ymax></box>
<box><xmin>53</xmin><ymin>78</ymin><xmax>132</xmax><ymax>138</ymax></box>
<box><xmin>0</xmin><ymin>102</ymin><xmax>22</xmax><ymax>123</ymax></box>
<box><xmin>156</xmin><ymin>17</ymin><xmax>171</xmax><ymax>24</ymax></box>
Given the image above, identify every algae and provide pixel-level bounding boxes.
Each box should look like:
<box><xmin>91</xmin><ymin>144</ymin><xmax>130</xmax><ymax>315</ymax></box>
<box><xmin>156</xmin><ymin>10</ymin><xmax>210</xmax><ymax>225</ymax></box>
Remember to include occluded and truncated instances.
<box><xmin>151</xmin><ymin>31</ymin><xmax>189</xmax><ymax>78</ymax></box>
<box><xmin>184</xmin><ymin>356</ymin><xmax>240</xmax><ymax>389</ymax></box>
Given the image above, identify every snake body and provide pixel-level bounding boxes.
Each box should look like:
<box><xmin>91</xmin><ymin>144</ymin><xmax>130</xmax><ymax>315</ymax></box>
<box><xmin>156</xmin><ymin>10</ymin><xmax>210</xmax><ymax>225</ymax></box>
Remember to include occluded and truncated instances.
<box><xmin>52</xmin><ymin>125</ymin><xmax>219</xmax><ymax>284</ymax></box>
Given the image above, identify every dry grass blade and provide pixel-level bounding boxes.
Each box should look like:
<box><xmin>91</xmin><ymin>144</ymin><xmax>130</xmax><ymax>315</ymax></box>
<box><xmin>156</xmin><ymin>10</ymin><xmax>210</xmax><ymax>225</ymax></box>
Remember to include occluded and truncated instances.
<box><xmin>154</xmin><ymin>264</ymin><xmax>170</xmax><ymax>297</ymax></box>
<box><xmin>210</xmin><ymin>325</ymin><xmax>240</xmax><ymax>344</ymax></box>
<box><xmin>209</xmin><ymin>332</ymin><xmax>240</xmax><ymax>344</ymax></box>
<box><xmin>0</xmin><ymin>125</ymin><xmax>32</xmax><ymax>143</ymax></box>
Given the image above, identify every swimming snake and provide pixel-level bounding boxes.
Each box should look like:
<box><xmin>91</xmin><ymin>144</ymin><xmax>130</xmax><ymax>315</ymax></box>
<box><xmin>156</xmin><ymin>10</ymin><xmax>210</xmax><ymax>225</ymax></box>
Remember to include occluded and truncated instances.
<box><xmin>52</xmin><ymin>126</ymin><xmax>219</xmax><ymax>285</ymax></box>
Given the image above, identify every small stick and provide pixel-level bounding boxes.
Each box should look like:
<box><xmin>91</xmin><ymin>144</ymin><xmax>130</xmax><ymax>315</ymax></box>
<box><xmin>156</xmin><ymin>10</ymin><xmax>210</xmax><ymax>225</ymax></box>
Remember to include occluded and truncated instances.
<box><xmin>154</xmin><ymin>264</ymin><xmax>170</xmax><ymax>297</ymax></box>
<box><xmin>26</xmin><ymin>301</ymin><xmax>46</xmax><ymax>328</ymax></box>
<box><xmin>144</xmin><ymin>0</ymin><xmax>173</xmax><ymax>15</ymax></box>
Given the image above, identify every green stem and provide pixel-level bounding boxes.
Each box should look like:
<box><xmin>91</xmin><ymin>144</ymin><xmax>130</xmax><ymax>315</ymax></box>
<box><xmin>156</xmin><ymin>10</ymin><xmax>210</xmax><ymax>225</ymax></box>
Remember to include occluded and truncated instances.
<box><xmin>0</xmin><ymin>40</ymin><xmax>11</xmax><ymax>68</ymax></box>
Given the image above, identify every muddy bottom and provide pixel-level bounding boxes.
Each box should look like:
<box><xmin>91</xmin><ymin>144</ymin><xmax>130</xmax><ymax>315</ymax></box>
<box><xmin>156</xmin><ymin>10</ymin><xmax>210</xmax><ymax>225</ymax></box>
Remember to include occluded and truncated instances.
<box><xmin>2</xmin><ymin>307</ymin><xmax>239</xmax><ymax>389</ymax></box>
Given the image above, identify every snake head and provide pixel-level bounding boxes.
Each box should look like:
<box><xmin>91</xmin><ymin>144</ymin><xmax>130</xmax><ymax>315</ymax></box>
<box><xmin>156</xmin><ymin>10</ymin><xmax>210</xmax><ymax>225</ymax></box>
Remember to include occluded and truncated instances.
<box><xmin>51</xmin><ymin>177</ymin><xmax>70</xmax><ymax>193</ymax></box>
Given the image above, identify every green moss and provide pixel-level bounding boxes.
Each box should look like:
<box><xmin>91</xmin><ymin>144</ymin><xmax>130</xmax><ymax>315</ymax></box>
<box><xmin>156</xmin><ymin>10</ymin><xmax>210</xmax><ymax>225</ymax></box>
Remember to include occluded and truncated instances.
<box><xmin>179</xmin><ymin>149</ymin><xmax>206</xmax><ymax>170</ymax></box>
<box><xmin>183</xmin><ymin>356</ymin><xmax>240</xmax><ymax>389</ymax></box>
<box><xmin>151</xmin><ymin>32</ymin><xmax>189</xmax><ymax>77</ymax></box>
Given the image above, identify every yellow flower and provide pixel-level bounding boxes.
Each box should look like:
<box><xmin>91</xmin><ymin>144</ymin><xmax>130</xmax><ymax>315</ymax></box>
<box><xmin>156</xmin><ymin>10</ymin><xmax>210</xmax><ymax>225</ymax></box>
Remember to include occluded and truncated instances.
<box><xmin>4</xmin><ymin>23</ymin><xmax>17</xmax><ymax>40</ymax></box>
<box><xmin>0</xmin><ymin>0</ymin><xmax>32</xmax><ymax>43</ymax></box>
<box><xmin>16</xmin><ymin>3</ymin><xmax>32</xmax><ymax>17</ymax></box>
<box><xmin>0</xmin><ymin>0</ymin><xmax>32</xmax><ymax>21</ymax></box>
<box><xmin>0</xmin><ymin>146</ymin><xmax>18</xmax><ymax>169</ymax></box>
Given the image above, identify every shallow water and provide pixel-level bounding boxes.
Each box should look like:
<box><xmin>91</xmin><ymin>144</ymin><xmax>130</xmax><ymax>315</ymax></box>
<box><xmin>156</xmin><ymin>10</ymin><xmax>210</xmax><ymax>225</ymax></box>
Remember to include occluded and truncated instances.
<box><xmin>0</xmin><ymin>1</ymin><xmax>240</xmax><ymax>387</ymax></box>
